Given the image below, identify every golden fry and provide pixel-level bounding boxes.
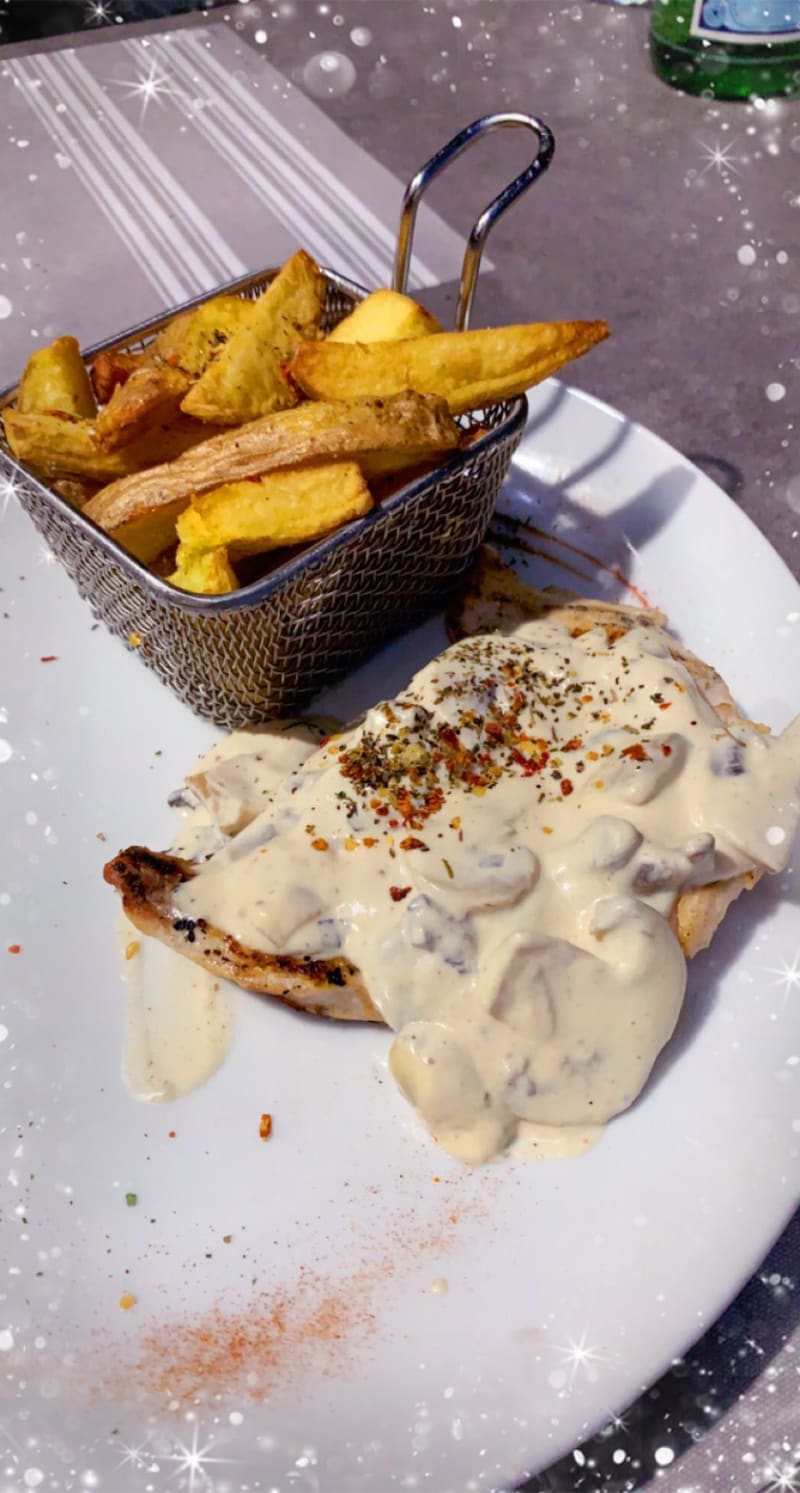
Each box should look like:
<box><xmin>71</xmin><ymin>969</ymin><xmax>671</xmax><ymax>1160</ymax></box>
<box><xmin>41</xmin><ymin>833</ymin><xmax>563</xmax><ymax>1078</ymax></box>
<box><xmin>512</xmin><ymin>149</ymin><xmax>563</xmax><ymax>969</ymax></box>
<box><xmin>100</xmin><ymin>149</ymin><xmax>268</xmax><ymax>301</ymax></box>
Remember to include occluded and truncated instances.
<box><xmin>94</xmin><ymin>365</ymin><xmax>191</xmax><ymax>453</ymax></box>
<box><xmin>329</xmin><ymin>289</ymin><xmax>442</xmax><ymax>344</ymax></box>
<box><xmin>3</xmin><ymin>409</ymin><xmax>220</xmax><ymax>486</ymax></box>
<box><xmin>154</xmin><ymin>295</ymin><xmax>254</xmax><ymax>376</ymax></box>
<box><xmin>90</xmin><ymin>348</ymin><xmax>149</xmax><ymax>404</ymax></box>
<box><xmin>17</xmin><ymin>336</ymin><xmax>97</xmax><ymax>419</ymax></box>
<box><xmin>290</xmin><ymin>320</ymin><xmax>610</xmax><ymax>414</ymax></box>
<box><xmin>177</xmin><ymin>461</ymin><xmax>372</xmax><ymax>557</ymax></box>
<box><xmin>181</xmin><ymin>250</ymin><xmax>326</xmax><ymax>425</ymax></box>
<box><xmin>84</xmin><ymin>392</ymin><xmax>459</xmax><ymax>551</ymax></box>
<box><xmin>170</xmin><ymin>545</ymin><xmax>239</xmax><ymax>595</ymax></box>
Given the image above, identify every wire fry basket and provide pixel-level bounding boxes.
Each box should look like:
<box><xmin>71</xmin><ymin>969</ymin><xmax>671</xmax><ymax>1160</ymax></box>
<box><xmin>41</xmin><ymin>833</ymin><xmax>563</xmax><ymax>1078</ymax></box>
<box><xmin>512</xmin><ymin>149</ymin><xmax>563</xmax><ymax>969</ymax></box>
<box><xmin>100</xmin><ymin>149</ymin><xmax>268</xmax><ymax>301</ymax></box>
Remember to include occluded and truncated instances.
<box><xmin>0</xmin><ymin>113</ymin><xmax>554</xmax><ymax>728</ymax></box>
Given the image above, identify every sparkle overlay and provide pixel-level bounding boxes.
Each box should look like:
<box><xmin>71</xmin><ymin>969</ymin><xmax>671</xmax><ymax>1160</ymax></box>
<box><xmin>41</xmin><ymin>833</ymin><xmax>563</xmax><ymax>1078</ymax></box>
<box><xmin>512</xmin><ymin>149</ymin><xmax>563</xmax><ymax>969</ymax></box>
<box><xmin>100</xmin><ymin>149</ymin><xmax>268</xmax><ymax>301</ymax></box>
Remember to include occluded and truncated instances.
<box><xmin>161</xmin><ymin>1419</ymin><xmax>235</xmax><ymax>1491</ymax></box>
<box><xmin>113</xmin><ymin>57</ymin><xmax>181</xmax><ymax>121</ymax></box>
<box><xmin>699</xmin><ymin>138</ymin><xmax>742</xmax><ymax>177</ymax></box>
<box><xmin>768</xmin><ymin>951</ymin><xmax>800</xmax><ymax>1000</ymax></box>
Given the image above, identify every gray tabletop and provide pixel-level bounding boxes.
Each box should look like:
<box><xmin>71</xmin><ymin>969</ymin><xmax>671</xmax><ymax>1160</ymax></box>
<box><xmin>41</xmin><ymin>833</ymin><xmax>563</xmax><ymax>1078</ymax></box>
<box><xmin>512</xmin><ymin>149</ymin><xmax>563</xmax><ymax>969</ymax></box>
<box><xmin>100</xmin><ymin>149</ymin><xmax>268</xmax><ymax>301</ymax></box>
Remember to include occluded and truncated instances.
<box><xmin>261</xmin><ymin>0</ymin><xmax>799</xmax><ymax>582</ymax></box>
<box><xmin>1</xmin><ymin>4</ymin><xmax>798</xmax><ymax>1490</ymax></box>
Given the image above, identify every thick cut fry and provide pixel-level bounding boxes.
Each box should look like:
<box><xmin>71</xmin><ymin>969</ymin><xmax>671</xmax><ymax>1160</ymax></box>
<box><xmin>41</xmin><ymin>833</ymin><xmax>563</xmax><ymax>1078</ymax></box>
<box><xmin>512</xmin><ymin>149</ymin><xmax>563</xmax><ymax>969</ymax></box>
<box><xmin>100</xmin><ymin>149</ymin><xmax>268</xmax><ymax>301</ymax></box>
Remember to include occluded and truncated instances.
<box><xmin>359</xmin><ymin>445</ymin><xmax>456</xmax><ymax>480</ymax></box>
<box><xmin>170</xmin><ymin>545</ymin><xmax>239</xmax><ymax>596</ymax></box>
<box><xmin>90</xmin><ymin>348</ymin><xmax>149</xmax><ymax>404</ymax></box>
<box><xmin>181</xmin><ymin>251</ymin><xmax>326</xmax><ymax>425</ymax></box>
<box><xmin>17</xmin><ymin>336</ymin><xmax>97</xmax><ymax>419</ymax></box>
<box><xmin>328</xmin><ymin>289</ymin><xmax>442</xmax><ymax>344</ymax></box>
<box><xmin>94</xmin><ymin>365</ymin><xmax>192</xmax><ymax>453</ymax></box>
<box><xmin>154</xmin><ymin>296</ymin><xmax>254</xmax><ymax>376</ymax></box>
<box><xmin>291</xmin><ymin>320</ymin><xmax>610</xmax><ymax>414</ymax></box>
<box><xmin>3</xmin><ymin>409</ymin><xmax>222</xmax><ymax>486</ymax></box>
<box><xmin>177</xmin><ymin>462</ymin><xmax>373</xmax><ymax>557</ymax></box>
<box><xmin>84</xmin><ymin>392</ymin><xmax>459</xmax><ymax>555</ymax></box>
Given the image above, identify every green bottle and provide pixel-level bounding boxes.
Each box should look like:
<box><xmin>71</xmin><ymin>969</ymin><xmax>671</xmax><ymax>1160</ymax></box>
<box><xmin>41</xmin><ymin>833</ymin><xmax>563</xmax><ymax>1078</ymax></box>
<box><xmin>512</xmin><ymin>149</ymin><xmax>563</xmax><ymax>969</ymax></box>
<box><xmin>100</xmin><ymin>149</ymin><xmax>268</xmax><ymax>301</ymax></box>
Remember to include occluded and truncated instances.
<box><xmin>649</xmin><ymin>0</ymin><xmax>800</xmax><ymax>98</ymax></box>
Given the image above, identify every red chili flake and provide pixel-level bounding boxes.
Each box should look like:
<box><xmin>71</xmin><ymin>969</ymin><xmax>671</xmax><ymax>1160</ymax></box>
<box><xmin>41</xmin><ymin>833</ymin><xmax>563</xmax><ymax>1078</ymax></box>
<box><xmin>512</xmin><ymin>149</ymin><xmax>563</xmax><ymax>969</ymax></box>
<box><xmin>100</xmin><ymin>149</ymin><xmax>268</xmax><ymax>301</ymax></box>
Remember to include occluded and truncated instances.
<box><xmin>563</xmin><ymin>737</ymin><xmax>583</xmax><ymax>752</ymax></box>
<box><xmin>399</xmin><ymin>836</ymin><xmax>428</xmax><ymax>852</ymax></box>
<box><xmin>484</xmin><ymin>722</ymin><xmax>503</xmax><ymax>740</ymax></box>
<box><xmin>621</xmin><ymin>743</ymin><xmax>650</xmax><ymax>762</ymax></box>
<box><xmin>7</xmin><ymin>944</ymin><xmax>21</xmax><ymax>955</ymax></box>
<box><xmin>362</xmin><ymin>837</ymin><xmax>378</xmax><ymax>848</ymax></box>
<box><xmin>390</xmin><ymin>886</ymin><xmax>412</xmax><ymax>902</ymax></box>
<box><xmin>661</xmin><ymin>744</ymin><xmax>673</xmax><ymax>757</ymax></box>
<box><xmin>560</xmin><ymin>779</ymin><xmax>574</xmax><ymax>797</ymax></box>
<box><xmin>438</xmin><ymin>725</ymin><xmax>460</xmax><ymax>749</ymax></box>
<box><xmin>40</xmin><ymin>655</ymin><xmax>58</xmax><ymax>663</ymax></box>
<box><xmin>168</xmin><ymin>1131</ymin><xmax>177</xmax><ymax>1139</ymax></box>
<box><xmin>319</xmin><ymin>736</ymin><xmax>330</xmax><ymax>748</ymax></box>
<box><xmin>388</xmin><ymin>819</ymin><xmax>399</xmax><ymax>829</ymax></box>
<box><xmin>510</xmin><ymin>746</ymin><xmax>549</xmax><ymax>778</ymax></box>
<box><xmin>659</xmin><ymin>701</ymin><xmax>672</xmax><ymax>710</ymax></box>
<box><xmin>259</xmin><ymin>1113</ymin><xmax>273</xmax><ymax>1141</ymax></box>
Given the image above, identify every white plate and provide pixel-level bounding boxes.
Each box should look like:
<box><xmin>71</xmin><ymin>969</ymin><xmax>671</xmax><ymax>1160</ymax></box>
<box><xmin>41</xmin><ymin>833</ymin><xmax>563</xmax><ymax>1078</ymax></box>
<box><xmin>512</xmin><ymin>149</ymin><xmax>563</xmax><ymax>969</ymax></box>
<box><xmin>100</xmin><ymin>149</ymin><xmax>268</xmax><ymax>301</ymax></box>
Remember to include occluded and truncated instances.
<box><xmin>2</xmin><ymin>383</ymin><xmax>799</xmax><ymax>1493</ymax></box>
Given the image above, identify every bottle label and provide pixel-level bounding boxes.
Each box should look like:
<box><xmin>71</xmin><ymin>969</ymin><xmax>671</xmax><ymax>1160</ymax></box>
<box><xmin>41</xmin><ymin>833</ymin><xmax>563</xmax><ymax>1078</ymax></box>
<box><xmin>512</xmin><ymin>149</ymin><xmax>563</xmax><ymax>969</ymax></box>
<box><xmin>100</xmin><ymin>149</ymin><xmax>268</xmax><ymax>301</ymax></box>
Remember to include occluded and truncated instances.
<box><xmin>691</xmin><ymin>0</ymin><xmax>800</xmax><ymax>42</ymax></box>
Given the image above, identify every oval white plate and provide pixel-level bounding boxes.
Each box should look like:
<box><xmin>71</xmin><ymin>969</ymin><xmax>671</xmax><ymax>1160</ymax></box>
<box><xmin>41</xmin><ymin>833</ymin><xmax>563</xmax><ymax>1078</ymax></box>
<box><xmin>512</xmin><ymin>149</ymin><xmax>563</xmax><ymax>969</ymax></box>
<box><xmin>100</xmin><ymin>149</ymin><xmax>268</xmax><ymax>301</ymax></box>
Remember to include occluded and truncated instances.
<box><xmin>1</xmin><ymin>383</ymin><xmax>799</xmax><ymax>1492</ymax></box>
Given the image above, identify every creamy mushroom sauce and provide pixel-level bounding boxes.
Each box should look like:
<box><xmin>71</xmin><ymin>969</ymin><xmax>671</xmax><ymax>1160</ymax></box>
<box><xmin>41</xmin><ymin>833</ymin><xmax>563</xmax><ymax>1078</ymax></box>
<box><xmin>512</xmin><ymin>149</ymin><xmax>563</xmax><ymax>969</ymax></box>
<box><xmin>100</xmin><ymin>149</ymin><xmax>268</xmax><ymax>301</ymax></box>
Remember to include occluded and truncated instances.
<box><xmin>170</xmin><ymin>620</ymin><xmax>799</xmax><ymax>1164</ymax></box>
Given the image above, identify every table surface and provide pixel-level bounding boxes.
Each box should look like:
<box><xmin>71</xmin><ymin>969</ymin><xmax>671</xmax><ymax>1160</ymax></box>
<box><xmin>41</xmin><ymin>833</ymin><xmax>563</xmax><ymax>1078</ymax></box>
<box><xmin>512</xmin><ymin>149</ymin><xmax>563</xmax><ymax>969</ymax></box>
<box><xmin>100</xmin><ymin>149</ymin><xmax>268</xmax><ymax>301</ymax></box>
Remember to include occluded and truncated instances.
<box><xmin>1</xmin><ymin>4</ymin><xmax>798</xmax><ymax>1491</ymax></box>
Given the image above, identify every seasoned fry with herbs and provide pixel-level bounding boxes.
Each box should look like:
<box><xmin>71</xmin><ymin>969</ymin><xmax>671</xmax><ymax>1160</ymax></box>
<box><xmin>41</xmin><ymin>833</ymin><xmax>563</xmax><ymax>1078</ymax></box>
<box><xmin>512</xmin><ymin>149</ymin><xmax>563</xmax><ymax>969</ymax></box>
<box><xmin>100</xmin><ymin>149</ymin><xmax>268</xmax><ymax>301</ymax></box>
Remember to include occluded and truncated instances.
<box><xmin>18</xmin><ymin>336</ymin><xmax>97</xmax><ymax>419</ymax></box>
<box><xmin>290</xmin><ymin>320</ymin><xmax>610</xmax><ymax>414</ymax></box>
<box><xmin>154</xmin><ymin>295</ymin><xmax>254</xmax><ymax>377</ymax></box>
<box><xmin>181</xmin><ymin>250</ymin><xmax>326</xmax><ymax>425</ymax></box>
<box><xmin>94</xmin><ymin>365</ymin><xmax>192</xmax><ymax>453</ymax></box>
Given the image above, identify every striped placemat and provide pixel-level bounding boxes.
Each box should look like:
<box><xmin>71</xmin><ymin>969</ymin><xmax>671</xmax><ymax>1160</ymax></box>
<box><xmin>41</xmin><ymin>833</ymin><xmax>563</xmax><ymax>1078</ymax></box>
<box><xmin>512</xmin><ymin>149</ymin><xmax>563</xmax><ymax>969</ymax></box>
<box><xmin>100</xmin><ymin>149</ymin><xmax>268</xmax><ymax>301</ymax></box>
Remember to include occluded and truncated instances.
<box><xmin>0</xmin><ymin>21</ymin><xmax>466</xmax><ymax>384</ymax></box>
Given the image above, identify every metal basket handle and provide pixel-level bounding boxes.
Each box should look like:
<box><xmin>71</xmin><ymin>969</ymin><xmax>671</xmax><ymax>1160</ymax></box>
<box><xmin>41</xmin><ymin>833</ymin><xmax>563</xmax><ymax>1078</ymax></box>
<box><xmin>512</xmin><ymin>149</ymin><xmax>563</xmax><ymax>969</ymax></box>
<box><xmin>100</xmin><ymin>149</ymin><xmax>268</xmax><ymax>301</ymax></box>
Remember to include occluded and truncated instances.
<box><xmin>393</xmin><ymin>112</ymin><xmax>555</xmax><ymax>331</ymax></box>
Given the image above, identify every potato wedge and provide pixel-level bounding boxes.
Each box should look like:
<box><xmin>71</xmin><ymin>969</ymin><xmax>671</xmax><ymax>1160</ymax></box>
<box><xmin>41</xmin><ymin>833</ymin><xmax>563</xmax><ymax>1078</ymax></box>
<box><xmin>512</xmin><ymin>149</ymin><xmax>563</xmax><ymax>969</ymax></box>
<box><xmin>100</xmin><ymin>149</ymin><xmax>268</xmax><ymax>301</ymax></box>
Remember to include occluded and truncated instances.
<box><xmin>170</xmin><ymin>545</ymin><xmax>239</xmax><ymax>596</ymax></box>
<box><xmin>177</xmin><ymin>461</ymin><xmax>373</xmax><ymax>558</ymax></box>
<box><xmin>181</xmin><ymin>250</ymin><xmax>326</xmax><ymax>424</ymax></box>
<box><xmin>154</xmin><ymin>295</ymin><xmax>254</xmax><ymax>377</ymax></box>
<box><xmin>3</xmin><ymin>409</ymin><xmax>222</xmax><ymax>486</ymax></box>
<box><xmin>17</xmin><ymin>336</ymin><xmax>97</xmax><ymax>419</ymax></box>
<box><xmin>94</xmin><ymin>365</ymin><xmax>192</xmax><ymax>453</ymax></box>
<box><xmin>328</xmin><ymin>289</ymin><xmax>442</xmax><ymax>344</ymax></box>
<box><xmin>359</xmin><ymin>444</ymin><xmax>458</xmax><ymax>480</ymax></box>
<box><xmin>290</xmin><ymin>320</ymin><xmax>610</xmax><ymax>414</ymax></box>
<box><xmin>90</xmin><ymin>348</ymin><xmax>150</xmax><ymax>404</ymax></box>
<box><xmin>84</xmin><ymin>392</ymin><xmax>459</xmax><ymax>557</ymax></box>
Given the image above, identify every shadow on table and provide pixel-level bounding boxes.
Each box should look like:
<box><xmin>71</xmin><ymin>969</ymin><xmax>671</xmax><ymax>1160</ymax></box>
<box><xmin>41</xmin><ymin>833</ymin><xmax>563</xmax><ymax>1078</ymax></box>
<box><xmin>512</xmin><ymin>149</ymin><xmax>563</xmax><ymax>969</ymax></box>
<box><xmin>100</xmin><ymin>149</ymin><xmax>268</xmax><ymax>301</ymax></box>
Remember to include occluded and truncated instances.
<box><xmin>684</xmin><ymin>451</ymin><xmax>745</xmax><ymax>503</ymax></box>
<box><xmin>520</xmin><ymin>1205</ymin><xmax>800</xmax><ymax>1491</ymax></box>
